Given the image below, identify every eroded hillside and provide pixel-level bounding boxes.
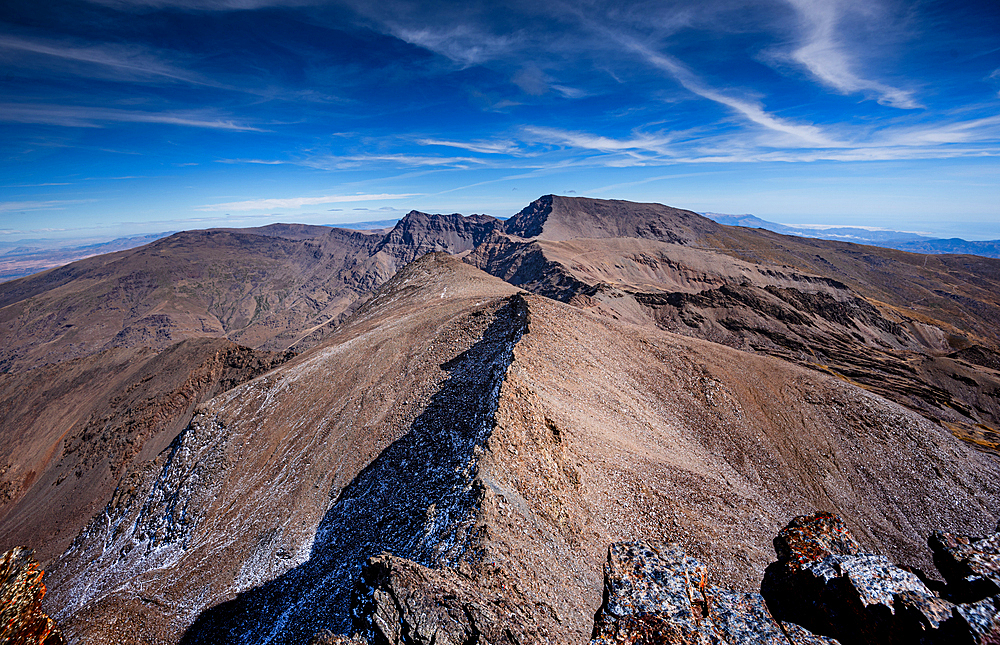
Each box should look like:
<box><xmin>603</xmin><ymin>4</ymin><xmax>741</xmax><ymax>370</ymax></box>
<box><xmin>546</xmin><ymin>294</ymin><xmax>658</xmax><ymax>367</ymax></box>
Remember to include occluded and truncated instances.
<box><xmin>468</xmin><ymin>195</ymin><xmax>1000</xmax><ymax>452</ymax></box>
<box><xmin>0</xmin><ymin>215</ymin><xmax>501</xmax><ymax>373</ymax></box>
<box><xmin>1</xmin><ymin>195</ymin><xmax>998</xmax><ymax>644</ymax></box>
<box><xmin>40</xmin><ymin>255</ymin><xmax>1000</xmax><ymax>644</ymax></box>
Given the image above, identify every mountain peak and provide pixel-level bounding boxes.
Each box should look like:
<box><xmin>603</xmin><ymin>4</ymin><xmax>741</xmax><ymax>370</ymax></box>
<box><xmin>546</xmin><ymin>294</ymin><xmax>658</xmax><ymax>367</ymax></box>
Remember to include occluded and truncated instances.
<box><xmin>504</xmin><ymin>194</ymin><xmax>721</xmax><ymax>243</ymax></box>
<box><xmin>375</xmin><ymin>211</ymin><xmax>503</xmax><ymax>264</ymax></box>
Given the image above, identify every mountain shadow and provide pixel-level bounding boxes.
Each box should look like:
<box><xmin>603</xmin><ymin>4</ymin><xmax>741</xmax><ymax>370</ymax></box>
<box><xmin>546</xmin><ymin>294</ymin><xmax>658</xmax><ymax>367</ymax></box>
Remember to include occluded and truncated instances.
<box><xmin>179</xmin><ymin>294</ymin><xmax>530</xmax><ymax>645</ymax></box>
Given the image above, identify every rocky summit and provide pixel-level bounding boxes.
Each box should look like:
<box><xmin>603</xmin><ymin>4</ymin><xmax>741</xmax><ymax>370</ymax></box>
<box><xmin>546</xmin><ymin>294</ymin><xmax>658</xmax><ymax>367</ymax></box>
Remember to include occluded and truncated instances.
<box><xmin>0</xmin><ymin>196</ymin><xmax>998</xmax><ymax>643</ymax></box>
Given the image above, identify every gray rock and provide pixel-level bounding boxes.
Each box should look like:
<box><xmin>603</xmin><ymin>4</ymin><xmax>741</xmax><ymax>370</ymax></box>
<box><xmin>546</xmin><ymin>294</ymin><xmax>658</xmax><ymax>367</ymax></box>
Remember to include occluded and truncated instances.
<box><xmin>591</xmin><ymin>541</ymin><xmax>835</xmax><ymax>645</ymax></box>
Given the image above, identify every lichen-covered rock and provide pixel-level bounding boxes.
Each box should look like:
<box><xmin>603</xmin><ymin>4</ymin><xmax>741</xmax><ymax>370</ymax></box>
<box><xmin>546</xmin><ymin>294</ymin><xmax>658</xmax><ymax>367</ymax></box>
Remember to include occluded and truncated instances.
<box><xmin>772</xmin><ymin>512</ymin><xmax>862</xmax><ymax>566</ymax></box>
<box><xmin>762</xmin><ymin>511</ymin><xmax>1000</xmax><ymax>645</ymax></box>
<box><xmin>350</xmin><ymin>553</ymin><xmax>552</xmax><ymax>645</ymax></box>
<box><xmin>590</xmin><ymin>541</ymin><xmax>837</xmax><ymax>645</ymax></box>
<box><xmin>0</xmin><ymin>547</ymin><xmax>66</xmax><ymax>645</ymax></box>
<box><xmin>929</xmin><ymin>528</ymin><xmax>1000</xmax><ymax>603</ymax></box>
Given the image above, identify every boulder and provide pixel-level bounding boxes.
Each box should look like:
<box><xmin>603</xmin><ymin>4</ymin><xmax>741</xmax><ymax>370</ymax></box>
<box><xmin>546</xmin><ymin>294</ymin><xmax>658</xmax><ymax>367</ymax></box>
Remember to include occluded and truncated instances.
<box><xmin>929</xmin><ymin>526</ymin><xmax>1000</xmax><ymax>603</ymax></box>
<box><xmin>349</xmin><ymin>553</ymin><xmax>552</xmax><ymax>645</ymax></box>
<box><xmin>762</xmin><ymin>511</ymin><xmax>1000</xmax><ymax>645</ymax></box>
<box><xmin>590</xmin><ymin>541</ymin><xmax>837</xmax><ymax>644</ymax></box>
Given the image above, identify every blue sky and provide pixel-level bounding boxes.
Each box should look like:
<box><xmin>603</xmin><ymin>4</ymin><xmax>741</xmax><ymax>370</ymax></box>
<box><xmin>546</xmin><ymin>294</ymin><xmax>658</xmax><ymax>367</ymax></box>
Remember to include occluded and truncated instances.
<box><xmin>1</xmin><ymin>0</ymin><xmax>999</xmax><ymax>243</ymax></box>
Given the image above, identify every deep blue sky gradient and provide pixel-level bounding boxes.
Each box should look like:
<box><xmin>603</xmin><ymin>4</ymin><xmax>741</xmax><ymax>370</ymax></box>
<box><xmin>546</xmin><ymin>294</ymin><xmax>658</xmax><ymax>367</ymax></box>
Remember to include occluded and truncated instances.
<box><xmin>1</xmin><ymin>0</ymin><xmax>998</xmax><ymax>242</ymax></box>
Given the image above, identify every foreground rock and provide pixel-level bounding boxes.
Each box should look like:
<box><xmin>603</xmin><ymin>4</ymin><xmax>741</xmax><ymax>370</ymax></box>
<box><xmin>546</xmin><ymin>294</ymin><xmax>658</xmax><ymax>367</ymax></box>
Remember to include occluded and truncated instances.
<box><xmin>0</xmin><ymin>547</ymin><xmax>66</xmax><ymax>645</ymax></box>
<box><xmin>763</xmin><ymin>512</ymin><xmax>1000</xmax><ymax>644</ymax></box>
<box><xmin>591</xmin><ymin>541</ymin><xmax>837</xmax><ymax>644</ymax></box>
<box><xmin>929</xmin><ymin>523</ymin><xmax>1000</xmax><ymax>602</ymax></box>
<box><xmin>345</xmin><ymin>553</ymin><xmax>552</xmax><ymax>645</ymax></box>
<box><xmin>590</xmin><ymin>514</ymin><xmax>1000</xmax><ymax>645</ymax></box>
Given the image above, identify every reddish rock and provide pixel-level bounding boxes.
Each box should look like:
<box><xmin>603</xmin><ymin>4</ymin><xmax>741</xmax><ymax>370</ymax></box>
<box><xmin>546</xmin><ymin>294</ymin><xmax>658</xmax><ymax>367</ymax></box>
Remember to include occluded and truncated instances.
<box><xmin>762</xmin><ymin>512</ymin><xmax>1000</xmax><ymax>645</ymax></box>
<box><xmin>0</xmin><ymin>547</ymin><xmax>66</xmax><ymax>645</ymax></box>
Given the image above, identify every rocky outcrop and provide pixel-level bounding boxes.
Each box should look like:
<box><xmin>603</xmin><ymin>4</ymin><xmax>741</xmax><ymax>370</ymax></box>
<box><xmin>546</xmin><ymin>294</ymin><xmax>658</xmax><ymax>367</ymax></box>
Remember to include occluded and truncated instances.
<box><xmin>762</xmin><ymin>512</ymin><xmax>1000</xmax><ymax>645</ymax></box>
<box><xmin>464</xmin><ymin>233</ymin><xmax>599</xmax><ymax>303</ymax></box>
<box><xmin>929</xmin><ymin>523</ymin><xmax>1000</xmax><ymax>602</ymax></box>
<box><xmin>0</xmin><ymin>547</ymin><xmax>66</xmax><ymax>645</ymax></box>
<box><xmin>374</xmin><ymin>212</ymin><xmax>502</xmax><ymax>265</ymax></box>
<box><xmin>590</xmin><ymin>541</ymin><xmax>837</xmax><ymax>645</ymax></box>
<box><xmin>347</xmin><ymin>553</ymin><xmax>552</xmax><ymax>645</ymax></box>
<box><xmin>588</xmin><ymin>514</ymin><xmax>1000</xmax><ymax>645</ymax></box>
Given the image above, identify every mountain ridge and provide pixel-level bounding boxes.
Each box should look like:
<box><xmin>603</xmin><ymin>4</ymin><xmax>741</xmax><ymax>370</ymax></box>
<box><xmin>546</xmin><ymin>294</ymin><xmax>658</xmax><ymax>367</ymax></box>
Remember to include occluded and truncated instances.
<box><xmin>37</xmin><ymin>253</ymin><xmax>1000</xmax><ymax>644</ymax></box>
<box><xmin>1</xmin><ymin>194</ymin><xmax>999</xmax><ymax>643</ymax></box>
<box><xmin>705</xmin><ymin>212</ymin><xmax>1000</xmax><ymax>258</ymax></box>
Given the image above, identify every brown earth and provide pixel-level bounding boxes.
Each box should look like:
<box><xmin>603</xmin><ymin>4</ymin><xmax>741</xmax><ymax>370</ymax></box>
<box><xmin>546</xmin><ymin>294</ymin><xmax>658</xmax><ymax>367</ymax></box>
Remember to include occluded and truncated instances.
<box><xmin>0</xmin><ymin>195</ymin><xmax>998</xmax><ymax>643</ymax></box>
<box><xmin>468</xmin><ymin>195</ymin><xmax>1000</xmax><ymax>452</ymax></box>
<box><xmin>0</xmin><ymin>215</ymin><xmax>497</xmax><ymax>374</ymax></box>
<box><xmin>0</xmin><ymin>338</ymin><xmax>292</xmax><ymax>565</ymax></box>
<box><xmin>39</xmin><ymin>254</ymin><xmax>1000</xmax><ymax>644</ymax></box>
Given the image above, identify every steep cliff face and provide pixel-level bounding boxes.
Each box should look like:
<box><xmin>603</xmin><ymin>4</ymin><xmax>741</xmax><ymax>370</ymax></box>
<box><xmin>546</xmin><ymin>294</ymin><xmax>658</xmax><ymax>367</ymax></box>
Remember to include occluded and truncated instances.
<box><xmin>373</xmin><ymin>211</ymin><xmax>503</xmax><ymax>265</ymax></box>
<box><xmin>38</xmin><ymin>255</ymin><xmax>1000</xmax><ymax>644</ymax></box>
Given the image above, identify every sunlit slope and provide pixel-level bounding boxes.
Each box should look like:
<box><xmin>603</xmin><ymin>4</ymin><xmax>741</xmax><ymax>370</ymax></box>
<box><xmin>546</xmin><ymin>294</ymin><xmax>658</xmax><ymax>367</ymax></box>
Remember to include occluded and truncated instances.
<box><xmin>45</xmin><ymin>255</ymin><xmax>1000</xmax><ymax>644</ymax></box>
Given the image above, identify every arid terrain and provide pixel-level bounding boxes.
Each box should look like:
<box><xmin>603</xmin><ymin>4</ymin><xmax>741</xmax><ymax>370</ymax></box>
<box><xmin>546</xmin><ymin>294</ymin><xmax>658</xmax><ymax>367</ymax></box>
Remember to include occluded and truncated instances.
<box><xmin>1</xmin><ymin>196</ymin><xmax>998</xmax><ymax>643</ymax></box>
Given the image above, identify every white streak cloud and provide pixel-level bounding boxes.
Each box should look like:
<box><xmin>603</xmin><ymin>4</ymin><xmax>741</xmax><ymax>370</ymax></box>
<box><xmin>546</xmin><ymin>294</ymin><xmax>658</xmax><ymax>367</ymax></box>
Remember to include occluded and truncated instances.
<box><xmin>0</xmin><ymin>35</ymin><xmax>212</xmax><ymax>86</ymax></box>
<box><xmin>417</xmin><ymin>139</ymin><xmax>519</xmax><ymax>154</ymax></box>
<box><xmin>393</xmin><ymin>25</ymin><xmax>520</xmax><ymax>67</ymax></box>
<box><xmin>625</xmin><ymin>40</ymin><xmax>838</xmax><ymax>146</ymax></box>
<box><xmin>0</xmin><ymin>104</ymin><xmax>264</xmax><ymax>131</ymax></box>
<box><xmin>524</xmin><ymin>127</ymin><xmax>675</xmax><ymax>154</ymax></box>
<box><xmin>196</xmin><ymin>193</ymin><xmax>420</xmax><ymax>212</ymax></box>
<box><xmin>786</xmin><ymin>0</ymin><xmax>919</xmax><ymax>109</ymax></box>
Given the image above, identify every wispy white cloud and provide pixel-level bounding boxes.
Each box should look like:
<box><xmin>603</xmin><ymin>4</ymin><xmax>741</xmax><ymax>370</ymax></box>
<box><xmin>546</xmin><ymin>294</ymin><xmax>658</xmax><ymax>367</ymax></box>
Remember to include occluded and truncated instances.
<box><xmin>624</xmin><ymin>40</ymin><xmax>838</xmax><ymax>147</ymax></box>
<box><xmin>785</xmin><ymin>0</ymin><xmax>919</xmax><ymax>109</ymax></box>
<box><xmin>0</xmin><ymin>103</ymin><xmax>264</xmax><ymax>131</ymax></box>
<box><xmin>196</xmin><ymin>193</ymin><xmax>421</xmax><ymax>212</ymax></box>
<box><xmin>1</xmin><ymin>182</ymin><xmax>73</xmax><ymax>188</ymax></box>
<box><xmin>524</xmin><ymin>126</ymin><xmax>675</xmax><ymax>155</ymax></box>
<box><xmin>82</xmin><ymin>0</ymin><xmax>319</xmax><ymax>10</ymax></box>
<box><xmin>516</xmin><ymin>110</ymin><xmax>1000</xmax><ymax>165</ymax></box>
<box><xmin>299</xmin><ymin>153</ymin><xmax>494</xmax><ymax>170</ymax></box>
<box><xmin>417</xmin><ymin>138</ymin><xmax>519</xmax><ymax>154</ymax></box>
<box><xmin>0</xmin><ymin>199</ymin><xmax>90</xmax><ymax>212</ymax></box>
<box><xmin>0</xmin><ymin>35</ymin><xmax>213</xmax><ymax>86</ymax></box>
<box><xmin>216</xmin><ymin>158</ymin><xmax>288</xmax><ymax>164</ymax></box>
<box><xmin>551</xmin><ymin>85</ymin><xmax>587</xmax><ymax>99</ymax></box>
<box><xmin>390</xmin><ymin>24</ymin><xmax>521</xmax><ymax>67</ymax></box>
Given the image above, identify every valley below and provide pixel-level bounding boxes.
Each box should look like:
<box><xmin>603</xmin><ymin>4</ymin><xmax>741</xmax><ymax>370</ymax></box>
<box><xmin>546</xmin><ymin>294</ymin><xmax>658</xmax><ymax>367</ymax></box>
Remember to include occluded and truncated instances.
<box><xmin>2</xmin><ymin>195</ymin><xmax>999</xmax><ymax>644</ymax></box>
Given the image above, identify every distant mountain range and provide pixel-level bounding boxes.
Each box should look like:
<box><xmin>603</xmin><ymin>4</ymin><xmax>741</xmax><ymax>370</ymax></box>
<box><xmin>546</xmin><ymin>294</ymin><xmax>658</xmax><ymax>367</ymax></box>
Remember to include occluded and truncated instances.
<box><xmin>704</xmin><ymin>212</ymin><xmax>1000</xmax><ymax>258</ymax></box>
<box><xmin>2</xmin><ymin>212</ymin><xmax>995</xmax><ymax>285</ymax></box>
<box><xmin>0</xmin><ymin>232</ymin><xmax>175</xmax><ymax>283</ymax></box>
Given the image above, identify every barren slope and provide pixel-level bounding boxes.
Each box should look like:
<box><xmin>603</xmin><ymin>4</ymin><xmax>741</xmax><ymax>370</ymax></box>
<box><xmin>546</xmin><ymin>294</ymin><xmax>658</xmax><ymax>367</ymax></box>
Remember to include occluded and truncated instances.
<box><xmin>40</xmin><ymin>255</ymin><xmax>1000</xmax><ymax>644</ymax></box>
<box><xmin>0</xmin><ymin>214</ymin><xmax>500</xmax><ymax>373</ymax></box>
<box><xmin>469</xmin><ymin>195</ymin><xmax>1000</xmax><ymax>450</ymax></box>
<box><xmin>0</xmin><ymin>338</ymin><xmax>292</xmax><ymax>564</ymax></box>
